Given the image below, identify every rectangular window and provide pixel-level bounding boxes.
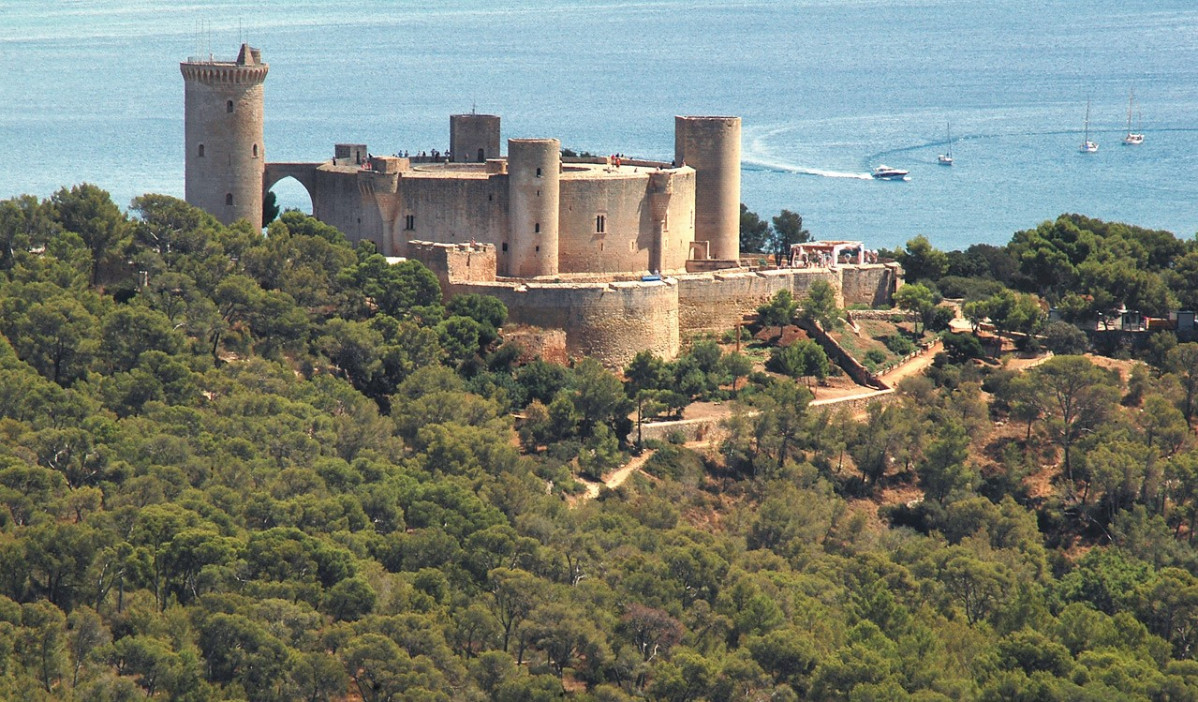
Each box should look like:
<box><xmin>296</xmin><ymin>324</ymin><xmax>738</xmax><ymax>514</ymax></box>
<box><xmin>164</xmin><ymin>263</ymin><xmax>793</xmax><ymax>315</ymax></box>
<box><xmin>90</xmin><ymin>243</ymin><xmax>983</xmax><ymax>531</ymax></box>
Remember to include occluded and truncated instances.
<box><xmin>404</xmin><ymin>214</ymin><xmax>415</xmax><ymax>230</ymax></box>
<box><xmin>596</xmin><ymin>214</ymin><xmax>606</xmax><ymax>233</ymax></box>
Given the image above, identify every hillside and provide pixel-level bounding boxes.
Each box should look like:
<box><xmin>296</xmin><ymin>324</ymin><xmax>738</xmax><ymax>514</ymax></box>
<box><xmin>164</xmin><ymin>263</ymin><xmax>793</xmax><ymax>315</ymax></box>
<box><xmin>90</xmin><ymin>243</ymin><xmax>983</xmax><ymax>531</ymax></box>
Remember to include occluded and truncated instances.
<box><xmin>1</xmin><ymin>189</ymin><xmax>1198</xmax><ymax>700</ymax></box>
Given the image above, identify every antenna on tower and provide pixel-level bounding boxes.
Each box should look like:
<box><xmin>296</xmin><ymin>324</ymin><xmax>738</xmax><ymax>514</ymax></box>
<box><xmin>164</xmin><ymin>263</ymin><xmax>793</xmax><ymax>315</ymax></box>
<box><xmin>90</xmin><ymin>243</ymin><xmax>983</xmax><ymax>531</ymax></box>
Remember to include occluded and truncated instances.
<box><xmin>472</xmin><ymin>102</ymin><xmax>476</xmax><ymax>115</ymax></box>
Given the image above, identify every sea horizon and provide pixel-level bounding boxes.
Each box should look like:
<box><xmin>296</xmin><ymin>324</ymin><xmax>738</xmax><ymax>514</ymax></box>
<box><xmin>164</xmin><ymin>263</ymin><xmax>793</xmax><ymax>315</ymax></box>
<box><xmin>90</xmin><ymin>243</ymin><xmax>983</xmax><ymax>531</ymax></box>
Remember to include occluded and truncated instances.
<box><xmin>1</xmin><ymin>0</ymin><xmax>1196</xmax><ymax>252</ymax></box>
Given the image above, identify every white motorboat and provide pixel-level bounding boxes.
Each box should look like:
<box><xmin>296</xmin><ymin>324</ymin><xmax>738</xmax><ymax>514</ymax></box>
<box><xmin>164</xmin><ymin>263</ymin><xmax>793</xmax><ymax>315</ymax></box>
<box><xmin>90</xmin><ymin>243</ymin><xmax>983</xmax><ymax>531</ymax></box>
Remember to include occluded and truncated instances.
<box><xmin>872</xmin><ymin>165</ymin><xmax>909</xmax><ymax>180</ymax></box>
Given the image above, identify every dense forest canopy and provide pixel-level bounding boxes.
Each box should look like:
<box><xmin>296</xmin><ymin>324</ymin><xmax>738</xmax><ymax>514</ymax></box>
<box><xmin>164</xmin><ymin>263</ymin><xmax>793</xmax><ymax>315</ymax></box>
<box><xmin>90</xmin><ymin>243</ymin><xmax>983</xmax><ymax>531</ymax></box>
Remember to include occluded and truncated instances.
<box><xmin>1</xmin><ymin>188</ymin><xmax>1198</xmax><ymax>700</ymax></box>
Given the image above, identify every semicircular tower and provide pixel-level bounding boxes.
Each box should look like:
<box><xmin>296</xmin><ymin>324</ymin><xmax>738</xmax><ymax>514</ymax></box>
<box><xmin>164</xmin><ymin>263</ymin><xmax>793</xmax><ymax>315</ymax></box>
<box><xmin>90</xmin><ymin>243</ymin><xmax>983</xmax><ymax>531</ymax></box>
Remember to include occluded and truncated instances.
<box><xmin>675</xmin><ymin>116</ymin><xmax>741</xmax><ymax>262</ymax></box>
<box><xmin>508</xmin><ymin>138</ymin><xmax>560</xmax><ymax>278</ymax></box>
<box><xmin>181</xmin><ymin>44</ymin><xmax>268</xmax><ymax>226</ymax></box>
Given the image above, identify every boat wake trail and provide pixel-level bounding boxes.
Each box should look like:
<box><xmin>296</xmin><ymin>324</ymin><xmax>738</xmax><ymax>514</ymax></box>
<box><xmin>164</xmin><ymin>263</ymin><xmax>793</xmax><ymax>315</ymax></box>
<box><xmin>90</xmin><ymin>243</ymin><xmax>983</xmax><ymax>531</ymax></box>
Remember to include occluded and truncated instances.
<box><xmin>743</xmin><ymin>157</ymin><xmax>873</xmax><ymax>180</ymax></box>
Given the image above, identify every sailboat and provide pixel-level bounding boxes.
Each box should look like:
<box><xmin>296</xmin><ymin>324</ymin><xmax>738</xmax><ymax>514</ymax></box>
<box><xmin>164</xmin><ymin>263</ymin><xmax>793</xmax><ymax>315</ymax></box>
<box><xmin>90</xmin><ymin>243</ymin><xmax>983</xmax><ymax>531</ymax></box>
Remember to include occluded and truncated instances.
<box><xmin>1123</xmin><ymin>89</ymin><xmax>1144</xmax><ymax>145</ymax></box>
<box><xmin>937</xmin><ymin>123</ymin><xmax>954</xmax><ymax>165</ymax></box>
<box><xmin>1079</xmin><ymin>100</ymin><xmax>1098</xmax><ymax>153</ymax></box>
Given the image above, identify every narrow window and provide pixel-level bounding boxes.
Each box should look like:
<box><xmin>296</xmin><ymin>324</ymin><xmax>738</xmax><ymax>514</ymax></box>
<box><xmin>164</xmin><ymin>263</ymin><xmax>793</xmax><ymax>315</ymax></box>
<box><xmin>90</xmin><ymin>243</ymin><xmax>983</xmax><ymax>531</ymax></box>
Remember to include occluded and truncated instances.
<box><xmin>488</xmin><ymin>193</ymin><xmax>493</xmax><ymax>202</ymax></box>
<box><xmin>534</xmin><ymin>223</ymin><xmax>540</xmax><ymax>233</ymax></box>
<box><xmin>596</xmin><ymin>214</ymin><xmax>606</xmax><ymax>233</ymax></box>
<box><xmin>501</xmin><ymin>242</ymin><xmax>508</xmax><ymax>252</ymax></box>
<box><xmin>536</xmin><ymin>167</ymin><xmax>542</xmax><ymax>177</ymax></box>
<box><xmin>226</xmin><ymin>100</ymin><xmax>234</xmax><ymax>113</ymax></box>
<box><xmin>252</xmin><ymin>144</ymin><xmax>258</xmax><ymax>158</ymax></box>
<box><xmin>477</xmin><ymin>148</ymin><xmax>485</xmax><ymax>162</ymax></box>
<box><xmin>225</xmin><ymin>193</ymin><xmax>233</xmax><ymax>206</ymax></box>
<box><xmin>535</xmin><ymin>245</ymin><xmax>540</xmax><ymax>252</ymax></box>
<box><xmin>198</xmin><ymin>144</ymin><xmax>205</xmax><ymax>157</ymax></box>
<box><xmin>404</xmin><ymin>214</ymin><xmax>415</xmax><ymax>230</ymax></box>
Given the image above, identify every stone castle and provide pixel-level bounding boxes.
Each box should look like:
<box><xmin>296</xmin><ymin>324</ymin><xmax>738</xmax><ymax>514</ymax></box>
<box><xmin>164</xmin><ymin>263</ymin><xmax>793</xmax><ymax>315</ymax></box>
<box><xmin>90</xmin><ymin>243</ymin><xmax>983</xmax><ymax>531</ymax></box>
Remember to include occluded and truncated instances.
<box><xmin>181</xmin><ymin>45</ymin><xmax>900</xmax><ymax>365</ymax></box>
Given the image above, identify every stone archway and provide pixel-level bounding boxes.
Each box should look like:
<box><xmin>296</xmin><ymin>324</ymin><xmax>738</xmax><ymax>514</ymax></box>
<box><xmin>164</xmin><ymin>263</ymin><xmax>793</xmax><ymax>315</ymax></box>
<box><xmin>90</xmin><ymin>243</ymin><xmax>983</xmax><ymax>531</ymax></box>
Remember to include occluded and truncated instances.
<box><xmin>264</xmin><ymin>174</ymin><xmax>313</xmax><ymax>220</ymax></box>
<box><xmin>263</xmin><ymin>163</ymin><xmax>319</xmax><ymax>215</ymax></box>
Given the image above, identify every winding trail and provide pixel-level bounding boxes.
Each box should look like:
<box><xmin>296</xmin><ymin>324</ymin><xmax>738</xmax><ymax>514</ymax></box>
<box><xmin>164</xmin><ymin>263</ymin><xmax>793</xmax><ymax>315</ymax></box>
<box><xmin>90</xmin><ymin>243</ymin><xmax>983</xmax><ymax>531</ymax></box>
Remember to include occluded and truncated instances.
<box><xmin>574</xmin><ymin>449</ymin><xmax>657</xmax><ymax>503</ymax></box>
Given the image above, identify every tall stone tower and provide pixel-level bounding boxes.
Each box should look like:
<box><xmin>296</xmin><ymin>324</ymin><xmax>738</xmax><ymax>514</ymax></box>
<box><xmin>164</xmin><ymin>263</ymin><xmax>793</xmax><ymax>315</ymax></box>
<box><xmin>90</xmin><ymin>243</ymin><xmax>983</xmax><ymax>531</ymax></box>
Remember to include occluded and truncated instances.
<box><xmin>675</xmin><ymin>116</ymin><xmax>741</xmax><ymax>262</ymax></box>
<box><xmin>508</xmin><ymin>138</ymin><xmax>560</xmax><ymax>278</ymax></box>
<box><xmin>181</xmin><ymin>44</ymin><xmax>268</xmax><ymax>226</ymax></box>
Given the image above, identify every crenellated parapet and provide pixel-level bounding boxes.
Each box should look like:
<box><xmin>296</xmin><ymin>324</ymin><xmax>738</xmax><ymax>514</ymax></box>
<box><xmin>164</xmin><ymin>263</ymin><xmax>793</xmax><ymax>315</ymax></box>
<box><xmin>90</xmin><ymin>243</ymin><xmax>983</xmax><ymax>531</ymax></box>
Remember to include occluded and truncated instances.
<box><xmin>179</xmin><ymin>63</ymin><xmax>269</xmax><ymax>86</ymax></box>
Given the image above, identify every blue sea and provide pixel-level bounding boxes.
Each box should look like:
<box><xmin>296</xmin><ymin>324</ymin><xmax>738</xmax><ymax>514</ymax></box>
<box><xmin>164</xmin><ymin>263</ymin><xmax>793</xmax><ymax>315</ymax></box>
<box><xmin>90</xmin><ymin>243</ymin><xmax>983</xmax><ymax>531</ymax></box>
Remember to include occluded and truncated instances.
<box><xmin>1</xmin><ymin>0</ymin><xmax>1196</xmax><ymax>252</ymax></box>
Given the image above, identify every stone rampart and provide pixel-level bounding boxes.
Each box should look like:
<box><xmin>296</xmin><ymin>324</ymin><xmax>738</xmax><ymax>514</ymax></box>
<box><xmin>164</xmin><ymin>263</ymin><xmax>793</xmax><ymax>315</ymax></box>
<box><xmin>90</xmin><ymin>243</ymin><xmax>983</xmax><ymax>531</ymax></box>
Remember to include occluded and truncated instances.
<box><xmin>407</xmin><ymin>240</ymin><xmax>498</xmax><ymax>290</ymax></box>
<box><xmin>450</xmin><ymin>279</ymin><xmax>680</xmax><ymax>367</ymax></box>
<box><xmin>409</xmin><ymin>241</ymin><xmax>901</xmax><ymax>367</ymax></box>
<box><xmin>840</xmin><ymin>263</ymin><xmax>901</xmax><ymax>308</ymax></box>
<box><xmin>409</xmin><ymin>240</ymin><xmax>677</xmax><ymax>366</ymax></box>
<box><xmin>676</xmin><ymin>268</ymin><xmax>840</xmax><ymax>335</ymax></box>
<box><xmin>639</xmin><ymin>415</ymin><xmax>726</xmax><ymax>444</ymax></box>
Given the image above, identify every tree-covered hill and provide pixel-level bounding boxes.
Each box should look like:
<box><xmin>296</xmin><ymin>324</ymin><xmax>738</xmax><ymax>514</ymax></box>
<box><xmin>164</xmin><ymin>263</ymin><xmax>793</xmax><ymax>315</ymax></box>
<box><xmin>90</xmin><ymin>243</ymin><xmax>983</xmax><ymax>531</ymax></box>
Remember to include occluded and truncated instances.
<box><xmin>2</xmin><ymin>189</ymin><xmax>1198</xmax><ymax>700</ymax></box>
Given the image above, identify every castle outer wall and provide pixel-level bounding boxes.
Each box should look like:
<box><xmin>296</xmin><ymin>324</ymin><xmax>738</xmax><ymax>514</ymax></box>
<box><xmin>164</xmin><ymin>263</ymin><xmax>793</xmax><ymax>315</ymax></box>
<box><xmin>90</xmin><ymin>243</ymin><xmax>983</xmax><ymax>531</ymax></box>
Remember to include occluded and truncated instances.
<box><xmin>410</xmin><ymin>241</ymin><xmax>899</xmax><ymax>367</ymax></box>
<box><xmin>407</xmin><ymin>242</ymin><xmax>680</xmax><ymax>363</ymax></box>
<box><xmin>677</xmin><ymin>264</ymin><xmax>899</xmax><ymax>336</ymax></box>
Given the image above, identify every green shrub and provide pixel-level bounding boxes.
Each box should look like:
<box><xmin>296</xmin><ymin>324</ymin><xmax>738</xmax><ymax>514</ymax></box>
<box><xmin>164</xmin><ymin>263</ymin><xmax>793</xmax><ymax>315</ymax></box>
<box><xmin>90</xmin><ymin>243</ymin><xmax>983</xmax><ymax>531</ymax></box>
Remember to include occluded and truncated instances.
<box><xmin>643</xmin><ymin>444</ymin><xmax>707</xmax><ymax>485</ymax></box>
<box><xmin>864</xmin><ymin>348</ymin><xmax>888</xmax><ymax>366</ymax></box>
<box><xmin>882</xmin><ymin>334</ymin><xmax>915</xmax><ymax>355</ymax></box>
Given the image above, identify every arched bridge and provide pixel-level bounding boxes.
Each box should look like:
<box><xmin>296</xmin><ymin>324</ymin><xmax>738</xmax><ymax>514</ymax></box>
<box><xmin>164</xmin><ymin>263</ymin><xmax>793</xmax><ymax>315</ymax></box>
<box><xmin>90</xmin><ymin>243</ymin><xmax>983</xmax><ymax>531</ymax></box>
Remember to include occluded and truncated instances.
<box><xmin>263</xmin><ymin>162</ymin><xmax>320</xmax><ymax>202</ymax></box>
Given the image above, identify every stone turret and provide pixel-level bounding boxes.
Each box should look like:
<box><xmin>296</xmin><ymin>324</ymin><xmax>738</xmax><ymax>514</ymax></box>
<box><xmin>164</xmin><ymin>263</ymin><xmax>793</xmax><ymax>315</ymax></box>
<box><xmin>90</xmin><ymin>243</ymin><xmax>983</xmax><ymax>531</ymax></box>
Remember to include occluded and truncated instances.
<box><xmin>675</xmin><ymin>116</ymin><xmax>741</xmax><ymax>262</ymax></box>
<box><xmin>508</xmin><ymin>138</ymin><xmax>561</xmax><ymax>277</ymax></box>
<box><xmin>181</xmin><ymin>44</ymin><xmax>268</xmax><ymax>227</ymax></box>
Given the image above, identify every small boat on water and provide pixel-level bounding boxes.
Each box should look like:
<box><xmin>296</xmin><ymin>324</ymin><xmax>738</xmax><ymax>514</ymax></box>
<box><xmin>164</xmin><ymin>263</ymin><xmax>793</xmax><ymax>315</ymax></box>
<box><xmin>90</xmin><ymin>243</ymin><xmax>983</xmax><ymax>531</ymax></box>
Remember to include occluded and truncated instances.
<box><xmin>1080</xmin><ymin>100</ymin><xmax>1098</xmax><ymax>153</ymax></box>
<box><xmin>938</xmin><ymin>123</ymin><xmax>954</xmax><ymax>165</ymax></box>
<box><xmin>872</xmin><ymin>165</ymin><xmax>909</xmax><ymax>180</ymax></box>
<box><xmin>1123</xmin><ymin>89</ymin><xmax>1144</xmax><ymax>145</ymax></box>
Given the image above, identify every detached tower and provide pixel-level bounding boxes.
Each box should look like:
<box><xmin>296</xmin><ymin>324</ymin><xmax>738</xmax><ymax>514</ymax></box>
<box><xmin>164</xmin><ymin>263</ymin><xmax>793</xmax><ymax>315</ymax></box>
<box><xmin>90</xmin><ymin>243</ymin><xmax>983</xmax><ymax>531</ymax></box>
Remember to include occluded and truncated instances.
<box><xmin>181</xmin><ymin>44</ymin><xmax>268</xmax><ymax>226</ymax></box>
<box><xmin>675</xmin><ymin>116</ymin><xmax>741</xmax><ymax>262</ymax></box>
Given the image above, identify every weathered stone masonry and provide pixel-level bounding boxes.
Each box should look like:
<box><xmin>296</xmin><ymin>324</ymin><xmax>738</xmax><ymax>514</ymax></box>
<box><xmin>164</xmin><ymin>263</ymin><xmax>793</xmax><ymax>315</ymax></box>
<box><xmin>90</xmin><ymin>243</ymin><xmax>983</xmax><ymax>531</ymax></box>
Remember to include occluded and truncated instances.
<box><xmin>183</xmin><ymin>45</ymin><xmax>900</xmax><ymax>367</ymax></box>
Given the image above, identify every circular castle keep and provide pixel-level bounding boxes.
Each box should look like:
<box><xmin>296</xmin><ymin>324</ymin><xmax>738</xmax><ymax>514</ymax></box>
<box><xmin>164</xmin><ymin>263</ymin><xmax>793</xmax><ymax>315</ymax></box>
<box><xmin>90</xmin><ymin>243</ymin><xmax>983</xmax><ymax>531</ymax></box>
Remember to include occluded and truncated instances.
<box><xmin>183</xmin><ymin>46</ymin><xmax>899</xmax><ymax>365</ymax></box>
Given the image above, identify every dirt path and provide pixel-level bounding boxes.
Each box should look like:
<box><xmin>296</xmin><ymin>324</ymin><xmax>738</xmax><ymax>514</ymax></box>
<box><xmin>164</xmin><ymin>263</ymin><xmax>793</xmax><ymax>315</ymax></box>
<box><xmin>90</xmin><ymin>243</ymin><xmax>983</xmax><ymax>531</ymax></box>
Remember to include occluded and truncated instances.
<box><xmin>573</xmin><ymin>449</ymin><xmax>657</xmax><ymax>503</ymax></box>
<box><xmin>877</xmin><ymin>340</ymin><xmax>941</xmax><ymax>387</ymax></box>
